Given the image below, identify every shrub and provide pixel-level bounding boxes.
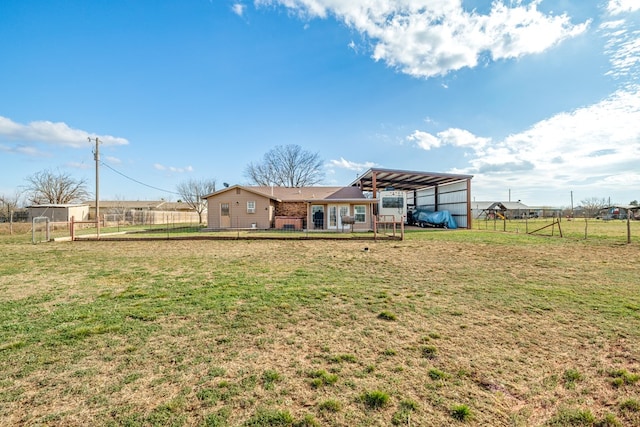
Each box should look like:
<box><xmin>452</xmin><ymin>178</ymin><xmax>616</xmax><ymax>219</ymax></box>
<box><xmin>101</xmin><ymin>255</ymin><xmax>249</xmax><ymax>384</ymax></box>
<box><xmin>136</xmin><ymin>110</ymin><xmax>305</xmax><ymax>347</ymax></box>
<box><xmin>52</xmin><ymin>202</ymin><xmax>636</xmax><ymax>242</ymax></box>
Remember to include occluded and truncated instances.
<box><xmin>262</xmin><ymin>370</ymin><xmax>282</xmax><ymax>389</ymax></box>
<box><xmin>392</xmin><ymin>410</ymin><xmax>411</xmax><ymax>425</ymax></box>
<box><xmin>564</xmin><ymin>369</ymin><xmax>583</xmax><ymax>388</ymax></box>
<box><xmin>361</xmin><ymin>390</ymin><xmax>390</xmax><ymax>409</ymax></box>
<box><xmin>428</xmin><ymin>368</ymin><xmax>448</xmax><ymax>380</ymax></box>
<box><xmin>329</xmin><ymin>354</ymin><xmax>357</xmax><ymax>363</ymax></box>
<box><xmin>318</xmin><ymin>399</ymin><xmax>341</xmax><ymax>412</ymax></box>
<box><xmin>294</xmin><ymin>414</ymin><xmax>320</xmax><ymax>427</ymax></box>
<box><xmin>620</xmin><ymin>398</ymin><xmax>640</xmax><ymax>412</ymax></box>
<box><xmin>547</xmin><ymin>408</ymin><xmax>595</xmax><ymax>426</ymax></box>
<box><xmin>450</xmin><ymin>404</ymin><xmax>472</xmax><ymax>422</ymax></box>
<box><xmin>421</xmin><ymin>345</ymin><xmax>438</xmax><ymax>359</ymax></box>
<box><xmin>378</xmin><ymin>311</ymin><xmax>397</xmax><ymax>321</ymax></box>
<box><xmin>610</xmin><ymin>369</ymin><xmax>639</xmax><ymax>387</ymax></box>
<box><xmin>598</xmin><ymin>413</ymin><xmax>622</xmax><ymax>427</ymax></box>
<box><xmin>308</xmin><ymin>370</ymin><xmax>338</xmax><ymax>388</ymax></box>
<box><xmin>399</xmin><ymin>399</ymin><xmax>419</xmax><ymax>411</ymax></box>
<box><xmin>244</xmin><ymin>408</ymin><xmax>293</xmax><ymax>426</ymax></box>
<box><xmin>204</xmin><ymin>408</ymin><xmax>230</xmax><ymax>427</ymax></box>
<box><xmin>392</xmin><ymin>398</ymin><xmax>419</xmax><ymax>424</ymax></box>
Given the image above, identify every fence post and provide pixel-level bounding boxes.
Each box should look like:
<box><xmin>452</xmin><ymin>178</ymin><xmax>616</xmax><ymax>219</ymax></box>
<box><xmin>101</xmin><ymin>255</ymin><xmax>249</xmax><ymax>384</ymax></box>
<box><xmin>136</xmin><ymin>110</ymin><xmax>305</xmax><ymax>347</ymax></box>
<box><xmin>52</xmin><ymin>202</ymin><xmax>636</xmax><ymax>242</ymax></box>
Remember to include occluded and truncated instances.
<box><xmin>627</xmin><ymin>214</ymin><xmax>631</xmax><ymax>244</ymax></box>
<box><xmin>70</xmin><ymin>216</ymin><xmax>75</xmax><ymax>241</ymax></box>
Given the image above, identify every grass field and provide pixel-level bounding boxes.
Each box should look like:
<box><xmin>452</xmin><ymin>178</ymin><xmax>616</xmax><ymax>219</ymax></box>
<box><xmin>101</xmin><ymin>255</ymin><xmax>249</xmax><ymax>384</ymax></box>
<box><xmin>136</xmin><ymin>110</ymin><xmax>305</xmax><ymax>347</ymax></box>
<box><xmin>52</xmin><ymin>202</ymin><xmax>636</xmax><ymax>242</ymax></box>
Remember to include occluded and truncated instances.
<box><xmin>1</xmin><ymin>224</ymin><xmax>639</xmax><ymax>426</ymax></box>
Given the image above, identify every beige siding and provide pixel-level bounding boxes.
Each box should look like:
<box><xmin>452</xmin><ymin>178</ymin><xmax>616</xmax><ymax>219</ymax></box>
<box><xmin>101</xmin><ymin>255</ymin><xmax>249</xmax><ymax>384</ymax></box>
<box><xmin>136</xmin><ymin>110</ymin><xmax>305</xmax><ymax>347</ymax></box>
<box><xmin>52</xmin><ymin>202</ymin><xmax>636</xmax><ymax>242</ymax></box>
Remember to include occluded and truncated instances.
<box><xmin>206</xmin><ymin>186</ymin><xmax>375</xmax><ymax>231</ymax></box>
<box><xmin>29</xmin><ymin>205</ymin><xmax>90</xmax><ymax>222</ymax></box>
<box><xmin>206</xmin><ymin>189</ymin><xmax>273</xmax><ymax>229</ymax></box>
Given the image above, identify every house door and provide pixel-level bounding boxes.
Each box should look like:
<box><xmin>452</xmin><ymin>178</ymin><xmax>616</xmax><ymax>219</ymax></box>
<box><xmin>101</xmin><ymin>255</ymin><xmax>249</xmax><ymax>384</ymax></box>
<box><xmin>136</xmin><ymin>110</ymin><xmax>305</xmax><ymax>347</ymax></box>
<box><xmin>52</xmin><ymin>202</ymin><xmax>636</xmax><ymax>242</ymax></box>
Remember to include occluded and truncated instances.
<box><xmin>220</xmin><ymin>203</ymin><xmax>230</xmax><ymax>228</ymax></box>
<box><xmin>311</xmin><ymin>205</ymin><xmax>324</xmax><ymax>229</ymax></box>
<box><xmin>328</xmin><ymin>205</ymin><xmax>349</xmax><ymax>230</ymax></box>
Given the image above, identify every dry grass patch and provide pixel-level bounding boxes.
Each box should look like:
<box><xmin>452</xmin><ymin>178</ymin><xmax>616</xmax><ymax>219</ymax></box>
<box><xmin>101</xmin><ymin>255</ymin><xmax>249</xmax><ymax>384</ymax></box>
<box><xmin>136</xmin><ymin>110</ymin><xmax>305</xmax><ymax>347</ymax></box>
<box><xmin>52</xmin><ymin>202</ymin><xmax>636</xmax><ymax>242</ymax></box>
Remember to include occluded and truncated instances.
<box><xmin>1</xmin><ymin>231</ymin><xmax>639</xmax><ymax>426</ymax></box>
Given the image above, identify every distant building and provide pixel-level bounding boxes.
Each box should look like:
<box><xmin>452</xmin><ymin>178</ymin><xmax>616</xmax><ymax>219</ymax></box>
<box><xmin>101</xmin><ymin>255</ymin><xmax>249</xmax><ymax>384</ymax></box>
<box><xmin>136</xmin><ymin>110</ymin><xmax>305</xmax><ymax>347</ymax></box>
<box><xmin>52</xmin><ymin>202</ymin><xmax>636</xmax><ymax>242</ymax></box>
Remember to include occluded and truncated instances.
<box><xmin>28</xmin><ymin>204</ymin><xmax>90</xmax><ymax>222</ymax></box>
<box><xmin>84</xmin><ymin>200</ymin><xmax>199</xmax><ymax>224</ymax></box>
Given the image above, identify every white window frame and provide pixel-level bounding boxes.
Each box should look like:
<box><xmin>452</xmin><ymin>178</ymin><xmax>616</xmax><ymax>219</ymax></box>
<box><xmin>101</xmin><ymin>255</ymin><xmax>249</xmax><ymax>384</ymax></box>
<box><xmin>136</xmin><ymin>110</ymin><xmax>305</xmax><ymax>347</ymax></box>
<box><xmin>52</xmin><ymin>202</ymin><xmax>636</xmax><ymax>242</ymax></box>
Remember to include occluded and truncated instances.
<box><xmin>354</xmin><ymin>205</ymin><xmax>366</xmax><ymax>223</ymax></box>
<box><xmin>247</xmin><ymin>201</ymin><xmax>256</xmax><ymax>214</ymax></box>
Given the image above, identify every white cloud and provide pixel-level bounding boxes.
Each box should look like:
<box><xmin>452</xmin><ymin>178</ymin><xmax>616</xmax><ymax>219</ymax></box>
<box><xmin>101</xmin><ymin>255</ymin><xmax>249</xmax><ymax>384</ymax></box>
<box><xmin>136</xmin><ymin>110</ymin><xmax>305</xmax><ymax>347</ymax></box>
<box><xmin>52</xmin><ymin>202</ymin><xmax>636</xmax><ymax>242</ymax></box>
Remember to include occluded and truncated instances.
<box><xmin>0</xmin><ymin>143</ymin><xmax>52</xmax><ymax>157</ymax></box>
<box><xmin>407</xmin><ymin>130</ymin><xmax>441</xmax><ymax>150</ymax></box>
<box><xmin>601</xmin><ymin>14</ymin><xmax>640</xmax><ymax>83</ymax></box>
<box><xmin>154</xmin><ymin>163</ymin><xmax>194</xmax><ymax>173</ymax></box>
<box><xmin>0</xmin><ymin>116</ymin><xmax>128</xmax><ymax>148</ymax></box>
<box><xmin>329</xmin><ymin>157</ymin><xmax>376</xmax><ymax>172</ymax></box>
<box><xmin>255</xmin><ymin>0</ymin><xmax>589</xmax><ymax>78</ymax></box>
<box><xmin>410</xmin><ymin>87</ymin><xmax>640</xmax><ymax>203</ymax></box>
<box><xmin>607</xmin><ymin>0</ymin><xmax>640</xmax><ymax>15</ymax></box>
<box><xmin>232</xmin><ymin>3</ymin><xmax>246</xmax><ymax>16</ymax></box>
<box><xmin>408</xmin><ymin>128</ymin><xmax>490</xmax><ymax>150</ymax></box>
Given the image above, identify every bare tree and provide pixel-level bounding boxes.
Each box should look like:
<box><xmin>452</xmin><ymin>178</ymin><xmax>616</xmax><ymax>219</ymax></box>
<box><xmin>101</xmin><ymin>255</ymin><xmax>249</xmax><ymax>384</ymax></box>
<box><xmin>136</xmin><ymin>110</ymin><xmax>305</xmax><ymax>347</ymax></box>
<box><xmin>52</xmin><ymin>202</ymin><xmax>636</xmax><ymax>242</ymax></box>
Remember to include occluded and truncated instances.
<box><xmin>245</xmin><ymin>144</ymin><xmax>324</xmax><ymax>187</ymax></box>
<box><xmin>0</xmin><ymin>191</ymin><xmax>22</xmax><ymax>235</ymax></box>
<box><xmin>25</xmin><ymin>170</ymin><xmax>90</xmax><ymax>204</ymax></box>
<box><xmin>176</xmin><ymin>179</ymin><xmax>216</xmax><ymax>224</ymax></box>
<box><xmin>109</xmin><ymin>195</ymin><xmax>129</xmax><ymax>223</ymax></box>
<box><xmin>580</xmin><ymin>197</ymin><xmax>607</xmax><ymax>218</ymax></box>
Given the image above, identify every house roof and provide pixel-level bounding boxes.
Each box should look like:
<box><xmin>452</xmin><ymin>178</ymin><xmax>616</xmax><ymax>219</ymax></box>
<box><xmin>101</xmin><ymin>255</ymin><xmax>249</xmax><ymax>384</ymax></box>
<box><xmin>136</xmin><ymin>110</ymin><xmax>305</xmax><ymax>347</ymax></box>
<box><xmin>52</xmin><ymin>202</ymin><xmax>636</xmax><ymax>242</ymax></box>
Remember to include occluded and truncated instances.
<box><xmin>472</xmin><ymin>201</ymin><xmax>530</xmax><ymax>210</ymax></box>
<box><xmin>83</xmin><ymin>200</ymin><xmax>193</xmax><ymax>210</ymax></box>
<box><xmin>204</xmin><ymin>185</ymin><xmax>373</xmax><ymax>203</ymax></box>
<box><xmin>350</xmin><ymin>168</ymin><xmax>473</xmax><ymax>192</ymax></box>
<box><xmin>27</xmin><ymin>204</ymin><xmax>88</xmax><ymax>208</ymax></box>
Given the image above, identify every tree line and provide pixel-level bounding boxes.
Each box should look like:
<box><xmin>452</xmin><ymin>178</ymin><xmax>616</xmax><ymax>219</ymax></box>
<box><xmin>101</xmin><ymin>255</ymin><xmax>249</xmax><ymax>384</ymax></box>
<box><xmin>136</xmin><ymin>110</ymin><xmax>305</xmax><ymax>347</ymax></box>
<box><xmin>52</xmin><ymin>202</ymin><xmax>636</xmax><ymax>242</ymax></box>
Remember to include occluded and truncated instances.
<box><xmin>1</xmin><ymin>145</ymin><xmax>323</xmax><ymax>224</ymax></box>
<box><xmin>4</xmin><ymin>144</ymin><xmax>637</xmax><ymax>222</ymax></box>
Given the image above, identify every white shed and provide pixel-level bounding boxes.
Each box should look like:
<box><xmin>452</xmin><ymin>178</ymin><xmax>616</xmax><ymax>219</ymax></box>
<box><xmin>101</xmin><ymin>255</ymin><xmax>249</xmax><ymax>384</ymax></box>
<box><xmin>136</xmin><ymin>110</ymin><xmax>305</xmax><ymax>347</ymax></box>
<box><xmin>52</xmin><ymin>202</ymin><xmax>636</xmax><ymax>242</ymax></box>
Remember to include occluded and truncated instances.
<box><xmin>28</xmin><ymin>204</ymin><xmax>90</xmax><ymax>222</ymax></box>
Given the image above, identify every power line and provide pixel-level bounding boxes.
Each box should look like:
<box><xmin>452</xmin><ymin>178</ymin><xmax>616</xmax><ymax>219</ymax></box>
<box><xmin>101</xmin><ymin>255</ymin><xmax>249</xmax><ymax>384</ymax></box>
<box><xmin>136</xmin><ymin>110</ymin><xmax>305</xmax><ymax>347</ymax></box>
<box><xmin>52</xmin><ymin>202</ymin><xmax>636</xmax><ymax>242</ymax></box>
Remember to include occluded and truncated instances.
<box><xmin>100</xmin><ymin>161</ymin><xmax>182</xmax><ymax>196</ymax></box>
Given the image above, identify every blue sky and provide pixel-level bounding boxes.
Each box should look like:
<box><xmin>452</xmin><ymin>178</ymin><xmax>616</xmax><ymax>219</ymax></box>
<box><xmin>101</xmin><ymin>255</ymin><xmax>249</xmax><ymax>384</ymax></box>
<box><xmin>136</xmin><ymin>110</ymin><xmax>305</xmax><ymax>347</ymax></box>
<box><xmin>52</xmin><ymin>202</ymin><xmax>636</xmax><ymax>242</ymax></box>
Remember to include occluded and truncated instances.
<box><xmin>1</xmin><ymin>0</ymin><xmax>638</xmax><ymax>207</ymax></box>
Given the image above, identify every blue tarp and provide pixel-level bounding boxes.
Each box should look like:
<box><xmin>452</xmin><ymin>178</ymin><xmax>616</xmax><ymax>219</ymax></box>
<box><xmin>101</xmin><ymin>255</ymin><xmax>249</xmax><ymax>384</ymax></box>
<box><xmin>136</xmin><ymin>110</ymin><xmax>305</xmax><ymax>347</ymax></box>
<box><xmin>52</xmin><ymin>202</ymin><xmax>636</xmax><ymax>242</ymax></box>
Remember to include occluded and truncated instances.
<box><xmin>413</xmin><ymin>210</ymin><xmax>458</xmax><ymax>229</ymax></box>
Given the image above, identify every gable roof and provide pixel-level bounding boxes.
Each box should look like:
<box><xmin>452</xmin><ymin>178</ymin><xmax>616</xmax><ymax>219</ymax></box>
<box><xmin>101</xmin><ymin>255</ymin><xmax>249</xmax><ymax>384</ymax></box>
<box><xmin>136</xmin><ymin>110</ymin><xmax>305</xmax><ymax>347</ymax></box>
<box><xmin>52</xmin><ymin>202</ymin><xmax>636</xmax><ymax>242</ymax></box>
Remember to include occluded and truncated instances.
<box><xmin>204</xmin><ymin>185</ymin><xmax>372</xmax><ymax>203</ymax></box>
<box><xmin>472</xmin><ymin>201</ymin><xmax>530</xmax><ymax>211</ymax></box>
<box><xmin>82</xmin><ymin>200</ymin><xmax>193</xmax><ymax>210</ymax></box>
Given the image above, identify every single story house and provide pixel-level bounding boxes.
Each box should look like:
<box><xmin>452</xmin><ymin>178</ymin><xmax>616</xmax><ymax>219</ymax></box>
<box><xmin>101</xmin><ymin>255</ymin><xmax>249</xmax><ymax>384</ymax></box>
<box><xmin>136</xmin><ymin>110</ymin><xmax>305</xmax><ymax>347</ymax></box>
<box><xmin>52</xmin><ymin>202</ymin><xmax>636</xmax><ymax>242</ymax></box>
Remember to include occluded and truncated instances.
<box><xmin>28</xmin><ymin>204</ymin><xmax>90</xmax><ymax>222</ymax></box>
<box><xmin>203</xmin><ymin>185</ymin><xmax>377</xmax><ymax>231</ymax></box>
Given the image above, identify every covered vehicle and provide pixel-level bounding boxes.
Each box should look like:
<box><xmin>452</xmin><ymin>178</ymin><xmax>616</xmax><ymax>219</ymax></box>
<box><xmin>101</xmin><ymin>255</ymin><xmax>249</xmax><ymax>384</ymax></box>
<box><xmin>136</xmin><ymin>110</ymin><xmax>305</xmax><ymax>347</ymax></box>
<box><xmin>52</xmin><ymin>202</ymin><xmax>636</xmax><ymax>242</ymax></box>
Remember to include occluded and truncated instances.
<box><xmin>409</xmin><ymin>209</ymin><xmax>457</xmax><ymax>229</ymax></box>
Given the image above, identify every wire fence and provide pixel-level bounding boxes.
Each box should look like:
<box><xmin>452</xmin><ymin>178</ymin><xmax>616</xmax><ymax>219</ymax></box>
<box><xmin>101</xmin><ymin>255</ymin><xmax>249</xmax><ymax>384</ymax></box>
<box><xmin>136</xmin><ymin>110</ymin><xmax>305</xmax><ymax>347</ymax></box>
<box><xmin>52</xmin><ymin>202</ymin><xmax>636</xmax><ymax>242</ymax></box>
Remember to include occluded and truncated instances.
<box><xmin>475</xmin><ymin>214</ymin><xmax>638</xmax><ymax>243</ymax></box>
<box><xmin>2</xmin><ymin>215</ymin><xmax>637</xmax><ymax>244</ymax></box>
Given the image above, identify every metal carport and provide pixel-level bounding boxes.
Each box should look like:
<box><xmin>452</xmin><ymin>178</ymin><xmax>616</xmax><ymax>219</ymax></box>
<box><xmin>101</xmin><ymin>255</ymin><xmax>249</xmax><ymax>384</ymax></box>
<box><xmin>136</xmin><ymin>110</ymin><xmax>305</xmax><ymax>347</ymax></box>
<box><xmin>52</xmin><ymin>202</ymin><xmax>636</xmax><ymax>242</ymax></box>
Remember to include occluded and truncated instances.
<box><xmin>350</xmin><ymin>168</ymin><xmax>474</xmax><ymax>229</ymax></box>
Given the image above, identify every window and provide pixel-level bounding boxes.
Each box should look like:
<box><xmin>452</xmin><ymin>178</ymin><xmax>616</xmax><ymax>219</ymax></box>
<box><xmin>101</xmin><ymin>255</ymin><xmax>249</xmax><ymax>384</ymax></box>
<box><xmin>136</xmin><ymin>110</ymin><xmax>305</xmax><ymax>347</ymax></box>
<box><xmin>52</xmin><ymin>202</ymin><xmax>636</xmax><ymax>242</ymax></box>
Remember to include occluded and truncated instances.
<box><xmin>247</xmin><ymin>201</ymin><xmax>256</xmax><ymax>214</ymax></box>
<box><xmin>382</xmin><ymin>196</ymin><xmax>404</xmax><ymax>209</ymax></box>
<box><xmin>354</xmin><ymin>205</ymin><xmax>366</xmax><ymax>223</ymax></box>
<box><xmin>221</xmin><ymin>203</ymin><xmax>230</xmax><ymax>216</ymax></box>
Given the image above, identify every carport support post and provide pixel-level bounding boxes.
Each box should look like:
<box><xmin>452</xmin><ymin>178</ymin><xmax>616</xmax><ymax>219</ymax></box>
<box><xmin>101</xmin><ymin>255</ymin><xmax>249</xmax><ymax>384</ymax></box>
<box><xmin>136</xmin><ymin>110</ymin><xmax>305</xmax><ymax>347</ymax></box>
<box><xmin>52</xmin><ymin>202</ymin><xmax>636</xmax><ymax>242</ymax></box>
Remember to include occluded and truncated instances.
<box><xmin>466</xmin><ymin>178</ymin><xmax>472</xmax><ymax>229</ymax></box>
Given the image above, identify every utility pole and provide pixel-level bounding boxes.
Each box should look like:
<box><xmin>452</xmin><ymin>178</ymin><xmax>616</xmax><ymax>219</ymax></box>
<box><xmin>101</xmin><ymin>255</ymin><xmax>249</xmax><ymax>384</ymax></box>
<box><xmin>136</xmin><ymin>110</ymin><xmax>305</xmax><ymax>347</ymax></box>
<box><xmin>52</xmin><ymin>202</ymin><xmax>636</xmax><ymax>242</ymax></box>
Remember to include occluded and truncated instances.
<box><xmin>89</xmin><ymin>137</ymin><xmax>101</xmax><ymax>239</ymax></box>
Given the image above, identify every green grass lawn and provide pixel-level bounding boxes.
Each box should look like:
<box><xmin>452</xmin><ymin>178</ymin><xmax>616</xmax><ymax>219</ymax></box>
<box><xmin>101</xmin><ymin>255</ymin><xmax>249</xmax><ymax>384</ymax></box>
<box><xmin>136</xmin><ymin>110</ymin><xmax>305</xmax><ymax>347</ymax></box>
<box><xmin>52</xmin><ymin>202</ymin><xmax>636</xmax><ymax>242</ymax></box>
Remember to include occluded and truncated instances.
<box><xmin>1</xmin><ymin>228</ymin><xmax>639</xmax><ymax>426</ymax></box>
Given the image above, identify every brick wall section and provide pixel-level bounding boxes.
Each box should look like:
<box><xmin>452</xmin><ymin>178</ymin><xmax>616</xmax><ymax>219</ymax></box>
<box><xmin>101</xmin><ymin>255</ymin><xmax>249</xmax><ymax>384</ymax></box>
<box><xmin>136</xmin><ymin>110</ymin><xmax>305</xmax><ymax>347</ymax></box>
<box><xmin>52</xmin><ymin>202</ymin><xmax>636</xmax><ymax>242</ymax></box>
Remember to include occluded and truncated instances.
<box><xmin>275</xmin><ymin>202</ymin><xmax>306</xmax><ymax>217</ymax></box>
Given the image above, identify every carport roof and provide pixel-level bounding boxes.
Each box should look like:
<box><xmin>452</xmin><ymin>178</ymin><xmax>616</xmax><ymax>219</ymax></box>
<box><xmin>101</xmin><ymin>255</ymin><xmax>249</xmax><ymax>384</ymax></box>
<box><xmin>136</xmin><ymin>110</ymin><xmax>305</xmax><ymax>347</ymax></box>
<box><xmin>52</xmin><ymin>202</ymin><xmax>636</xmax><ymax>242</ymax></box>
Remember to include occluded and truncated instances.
<box><xmin>350</xmin><ymin>168</ymin><xmax>473</xmax><ymax>192</ymax></box>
